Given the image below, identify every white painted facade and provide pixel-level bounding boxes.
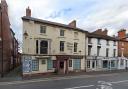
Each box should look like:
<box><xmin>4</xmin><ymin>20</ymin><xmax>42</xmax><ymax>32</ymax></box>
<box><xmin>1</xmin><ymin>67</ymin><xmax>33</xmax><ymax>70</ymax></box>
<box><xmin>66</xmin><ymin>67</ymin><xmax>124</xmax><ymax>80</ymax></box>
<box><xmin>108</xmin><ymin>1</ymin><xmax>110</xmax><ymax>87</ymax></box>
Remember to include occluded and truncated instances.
<box><xmin>86</xmin><ymin>36</ymin><xmax>119</xmax><ymax>71</ymax></box>
<box><xmin>117</xmin><ymin>57</ymin><xmax>128</xmax><ymax>69</ymax></box>
<box><xmin>86</xmin><ymin>38</ymin><xmax>118</xmax><ymax>57</ymax></box>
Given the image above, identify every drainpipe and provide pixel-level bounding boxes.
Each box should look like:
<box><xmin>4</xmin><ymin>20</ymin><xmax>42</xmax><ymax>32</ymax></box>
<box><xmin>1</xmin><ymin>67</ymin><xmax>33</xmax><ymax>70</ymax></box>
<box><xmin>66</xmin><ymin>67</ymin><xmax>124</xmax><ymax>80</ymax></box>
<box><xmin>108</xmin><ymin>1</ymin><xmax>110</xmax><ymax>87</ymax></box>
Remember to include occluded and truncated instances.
<box><xmin>0</xmin><ymin>6</ymin><xmax>4</xmax><ymax>78</ymax></box>
<box><xmin>121</xmin><ymin>48</ymin><xmax>124</xmax><ymax>57</ymax></box>
<box><xmin>85</xmin><ymin>35</ymin><xmax>87</xmax><ymax>72</ymax></box>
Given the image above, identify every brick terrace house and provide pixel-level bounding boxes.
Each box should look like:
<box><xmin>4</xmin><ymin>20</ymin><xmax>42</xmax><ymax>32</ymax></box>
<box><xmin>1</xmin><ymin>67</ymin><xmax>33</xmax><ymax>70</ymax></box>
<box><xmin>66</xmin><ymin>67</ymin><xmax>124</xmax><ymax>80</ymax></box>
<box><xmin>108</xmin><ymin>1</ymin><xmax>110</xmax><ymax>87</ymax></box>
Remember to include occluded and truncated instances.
<box><xmin>117</xmin><ymin>29</ymin><xmax>128</xmax><ymax>69</ymax></box>
<box><xmin>118</xmin><ymin>29</ymin><xmax>128</xmax><ymax>57</ymax></box>
<box><xmin>0</xmin><ymin>0</ymin><xmax>19</xmax><ymax>77</ymax></box>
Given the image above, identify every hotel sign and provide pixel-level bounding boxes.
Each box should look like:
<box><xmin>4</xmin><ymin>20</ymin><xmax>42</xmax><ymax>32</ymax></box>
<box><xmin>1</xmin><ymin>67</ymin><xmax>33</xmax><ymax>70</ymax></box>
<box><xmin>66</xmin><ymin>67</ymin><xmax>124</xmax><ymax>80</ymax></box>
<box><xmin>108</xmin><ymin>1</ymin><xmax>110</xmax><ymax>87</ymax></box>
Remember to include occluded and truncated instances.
<box><xmin>67</xmin><ymin>42</ymin><xmax>73</xmax><ymax>50</ymax></box>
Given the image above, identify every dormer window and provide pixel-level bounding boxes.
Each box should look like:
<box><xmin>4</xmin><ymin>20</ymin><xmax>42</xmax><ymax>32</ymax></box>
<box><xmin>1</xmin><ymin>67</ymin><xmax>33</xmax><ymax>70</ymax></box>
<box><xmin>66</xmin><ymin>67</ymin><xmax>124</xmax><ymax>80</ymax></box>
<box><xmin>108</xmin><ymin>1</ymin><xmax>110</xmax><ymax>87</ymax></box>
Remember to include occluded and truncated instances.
<box><xmin>40</xmin><ymin>25</ymin><xmax>46</xmax><ymax>34</ymax></box>
<box><xmin>60</xmin><ymin>29</ymin><xmax>64</xmax><ymax>36</ymax></box>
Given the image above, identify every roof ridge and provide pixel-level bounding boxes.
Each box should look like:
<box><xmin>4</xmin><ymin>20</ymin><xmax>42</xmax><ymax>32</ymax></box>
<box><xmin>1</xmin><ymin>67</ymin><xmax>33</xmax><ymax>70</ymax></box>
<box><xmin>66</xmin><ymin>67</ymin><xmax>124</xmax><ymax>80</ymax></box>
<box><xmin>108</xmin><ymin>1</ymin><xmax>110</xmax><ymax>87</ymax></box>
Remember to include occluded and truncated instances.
<box><xmin>22</xmin><ymin>16</ymin><xmax>88</xmax><ymax>33</ymax></box>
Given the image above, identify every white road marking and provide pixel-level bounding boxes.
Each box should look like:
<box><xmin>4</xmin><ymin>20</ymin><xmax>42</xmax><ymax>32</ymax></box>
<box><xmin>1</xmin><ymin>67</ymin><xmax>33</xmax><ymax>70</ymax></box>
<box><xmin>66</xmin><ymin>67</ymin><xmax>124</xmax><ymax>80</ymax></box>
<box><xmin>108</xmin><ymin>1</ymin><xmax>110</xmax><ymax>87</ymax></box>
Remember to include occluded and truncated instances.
<box><xmin>0</xmin><ymin>73</ymin><xmax>119</xmax><ymax>86</ymax></box>
<box><xmin>110</xmin><ymin>80</ymin><xmax>128</xmax><ymax>84</ymax></box>
<box><xmin>65</xmin><ymin>85</ymin><xmax>94</xmax><ymax>89</ymax></box>
<box><xmin>65</xmin><ymin>80</ymin><xmax>128</xmax><ymax>89</ymax></box>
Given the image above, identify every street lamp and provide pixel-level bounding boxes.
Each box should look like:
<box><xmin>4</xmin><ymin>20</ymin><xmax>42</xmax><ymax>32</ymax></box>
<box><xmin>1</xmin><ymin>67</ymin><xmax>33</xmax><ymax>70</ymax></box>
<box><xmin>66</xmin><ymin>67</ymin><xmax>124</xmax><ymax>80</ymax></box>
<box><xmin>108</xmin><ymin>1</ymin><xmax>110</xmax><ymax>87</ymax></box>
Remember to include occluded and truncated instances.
<box><xmin>23</xmin><ymin>31</ymin><xmax>28</xmax><ymax>39</ymax></box>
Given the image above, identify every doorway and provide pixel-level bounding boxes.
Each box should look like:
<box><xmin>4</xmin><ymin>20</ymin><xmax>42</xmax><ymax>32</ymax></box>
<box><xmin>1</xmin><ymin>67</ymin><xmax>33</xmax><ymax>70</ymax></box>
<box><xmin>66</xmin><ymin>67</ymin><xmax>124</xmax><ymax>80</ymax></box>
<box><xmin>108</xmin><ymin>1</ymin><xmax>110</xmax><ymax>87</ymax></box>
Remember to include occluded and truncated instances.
<box><xmin>59</xmin><ymin>61</ymin><xmax>65</xmax><ymax>74</ymax></box>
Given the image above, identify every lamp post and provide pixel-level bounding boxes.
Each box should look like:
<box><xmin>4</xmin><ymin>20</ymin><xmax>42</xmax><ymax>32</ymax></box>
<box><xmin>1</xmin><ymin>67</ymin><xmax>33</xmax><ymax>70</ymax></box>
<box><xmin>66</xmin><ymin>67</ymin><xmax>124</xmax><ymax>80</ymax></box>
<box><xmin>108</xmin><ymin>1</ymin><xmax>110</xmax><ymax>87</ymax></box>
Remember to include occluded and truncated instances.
<box><xmin>23</xmin><ymin>31</ymin><xmax>28</xmax><ymax>39</ymax></box>
<box><xmin>0</xmin><ymin>6</ymin><xmax>4</xmax><ymax>78</ymax></box>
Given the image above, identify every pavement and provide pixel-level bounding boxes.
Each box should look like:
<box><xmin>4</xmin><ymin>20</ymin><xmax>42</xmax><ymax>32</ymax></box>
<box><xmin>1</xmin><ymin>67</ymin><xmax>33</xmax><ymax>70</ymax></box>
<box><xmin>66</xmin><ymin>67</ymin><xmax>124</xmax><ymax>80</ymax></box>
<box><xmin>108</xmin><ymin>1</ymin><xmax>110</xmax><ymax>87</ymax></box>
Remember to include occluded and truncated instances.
<box><xmin>0</xmin><ymin>70</ymin><xmax>128</xmax><ymax>89</ymax></box>
<box><xmin>0</xmin><ymin>66</ymin><xmax>22</xmax><ymax>82</ymax></box>
<box><xmin>22</xmin><ymin>69</ymin><xmax>128</xmax><ymax>79</ymax></box>
<box><xmin>0</xmin><ymin>69</ymin><xmax>128</xmax><ymax>82</ymax></box>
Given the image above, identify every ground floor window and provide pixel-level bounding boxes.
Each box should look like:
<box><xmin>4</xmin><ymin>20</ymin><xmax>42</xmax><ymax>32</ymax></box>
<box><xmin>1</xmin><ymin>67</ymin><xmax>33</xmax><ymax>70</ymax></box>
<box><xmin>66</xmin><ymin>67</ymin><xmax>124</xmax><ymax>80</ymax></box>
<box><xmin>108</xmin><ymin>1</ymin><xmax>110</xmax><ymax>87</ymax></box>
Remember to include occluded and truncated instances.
<box><xmin>111</xmin><ymin>60</ymin><xmax>116</xmax><ymax>68</ymax></box>
<box><xmin>32</xmin><ymin>60</ymin><xmax>39</xmax><ymax>71</ymax></box>
<box><xmin>87</xmin><ymin>60</ymin><xmax>90</xmax><ymax>68</ymax></box>
<box><xmin>103</xmin><ymin>60</ymin><xmax>108</xmax><ymax>68</ymax></box>
<box><xmin>69</xmin><ymin>60</ymin><xmax>72</xmax><ymax>67</ymax></box>
<box><xmin>126</xmin><ymin>60</ymin><xmax>128</xmax><ymax>67</ymax></box>
<box><xmin>47</xmin><ymin>58</ymin><xmax>53</xmax><ymax>70</ymax></box>
<box><xmin>92</xmin><ymin>61</ymin><xmax>95</xmax><ymax>68</ymax></box>
<box><xmin>73</xmin><ymin>59</ymin><xmax>81</xmax><ymax>70</ymax></box>
<box><xmin>120</xmin><ymin>60</ymin><xmax>124</xmax><ymax>66</ymax></box>
<box><xmin>53</xmin><ymin>60</ymin><xmax>57</xmax><ymax>68</ymax></box>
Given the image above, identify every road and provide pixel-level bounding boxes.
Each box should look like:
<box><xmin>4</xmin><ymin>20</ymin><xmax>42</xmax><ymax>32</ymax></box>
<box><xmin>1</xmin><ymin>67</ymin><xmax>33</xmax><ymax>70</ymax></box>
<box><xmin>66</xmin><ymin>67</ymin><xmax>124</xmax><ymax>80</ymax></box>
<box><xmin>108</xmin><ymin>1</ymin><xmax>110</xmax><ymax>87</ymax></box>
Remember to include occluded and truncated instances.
<box><xmin>0</xmin><ymin>72</ymin><xmax>128</xmax><ymax>89</ymax></box>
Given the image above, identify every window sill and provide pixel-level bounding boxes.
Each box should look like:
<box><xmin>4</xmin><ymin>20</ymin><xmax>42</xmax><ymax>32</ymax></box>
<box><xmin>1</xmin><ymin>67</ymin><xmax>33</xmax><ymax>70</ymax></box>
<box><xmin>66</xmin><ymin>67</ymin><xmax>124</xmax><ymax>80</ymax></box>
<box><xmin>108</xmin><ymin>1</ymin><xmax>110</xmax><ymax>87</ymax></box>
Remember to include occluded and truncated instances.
<box><xmin>74</xmin><ymin>38</ymin><xmax>79</xmax><ymax>40</ymax></box>
<box><xmin>32</xmin><ymin>70</ymin><xmax>39</xmax><ymax>71</ymax></box>
<box><xmin>39</xmin><ymin>54</ymin><xmax>49</xmax><ymax>55</ymax></box>
<box><xmin>58</xmin><ymin>36</ymin><xmax>65</xmax><ymax>38</ymax></box>
<box><xmin>40</xmin><ymin>33</ymin><xmax>47</xmax><ymax>36</ymax></box>
<box><xmin>88</xmin><ymin>43</ymin><xmax>92</xmax><ymax>45</ymax></box>
<box><xmin>74</xmin><ymin>52</ymin><xmax>79</xmax><ymax>54</ymax></box>
<box><xmin>59</xmin><ymin>52</ymin><xmax>66</xmax><ymax>54</ymax></box>
<box><xmin>69</xmin><ymin>66</ymin><xmax>72</xmax><ymax>68</ymax></box>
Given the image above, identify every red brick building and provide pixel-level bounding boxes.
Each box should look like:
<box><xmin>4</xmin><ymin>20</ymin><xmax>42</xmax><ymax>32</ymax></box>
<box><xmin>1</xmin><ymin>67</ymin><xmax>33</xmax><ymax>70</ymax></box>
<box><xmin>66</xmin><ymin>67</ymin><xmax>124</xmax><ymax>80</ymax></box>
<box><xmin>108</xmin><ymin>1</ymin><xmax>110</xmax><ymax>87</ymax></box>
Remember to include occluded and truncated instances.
<box><xmin>118</xmin><ymin>29</ymin><xmax>128</xmax><ymax>57</ymax></box>
<box><xmin>0</xmin><ymin>0</ymin><xmax>19</xmax><ymax>77</ymax></box>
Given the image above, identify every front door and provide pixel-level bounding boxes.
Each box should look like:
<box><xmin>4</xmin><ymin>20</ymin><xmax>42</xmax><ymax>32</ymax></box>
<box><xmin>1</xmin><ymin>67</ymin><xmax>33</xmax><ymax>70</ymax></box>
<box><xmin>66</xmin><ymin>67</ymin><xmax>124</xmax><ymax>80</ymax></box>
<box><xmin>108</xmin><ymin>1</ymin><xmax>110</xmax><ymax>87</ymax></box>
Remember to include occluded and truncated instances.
<box><xmin>59</xmin><ymin>61</ymin><xmax>65</xmax><ymax>74</ymax></box>
<box><xmin>56</xmin><ymin>56</ymin><xmax>69</xmax><ymax>74</ymax></box>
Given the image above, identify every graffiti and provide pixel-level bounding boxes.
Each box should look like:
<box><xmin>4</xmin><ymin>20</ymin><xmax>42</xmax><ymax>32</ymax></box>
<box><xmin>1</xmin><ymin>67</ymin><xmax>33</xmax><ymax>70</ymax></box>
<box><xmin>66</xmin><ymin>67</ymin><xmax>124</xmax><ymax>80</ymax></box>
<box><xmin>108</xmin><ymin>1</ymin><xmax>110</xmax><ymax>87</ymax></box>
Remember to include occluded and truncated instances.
<box><xmin>22</xmin><ymin>56</ymin><xmax>32</xmax><ymax>73</ymax></box>
<box><xmin>96</xmin><ymin>81</ymin><xmax>113</xmax><ymax>89</ymax></box>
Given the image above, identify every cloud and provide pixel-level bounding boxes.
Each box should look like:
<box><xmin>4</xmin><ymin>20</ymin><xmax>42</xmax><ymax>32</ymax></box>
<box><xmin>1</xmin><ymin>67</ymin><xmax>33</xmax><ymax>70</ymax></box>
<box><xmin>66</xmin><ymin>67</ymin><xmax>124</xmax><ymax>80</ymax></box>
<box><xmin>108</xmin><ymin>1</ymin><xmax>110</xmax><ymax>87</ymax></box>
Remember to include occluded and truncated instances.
<box><xmin>5</xmin><ymin>0</ymin><xmax>128</xmax><ymax>42</ymax></box>
<box><xmin>46</xmin><ymin>8</ymin><xmax>72</xmax><ymax>19</ymax></box>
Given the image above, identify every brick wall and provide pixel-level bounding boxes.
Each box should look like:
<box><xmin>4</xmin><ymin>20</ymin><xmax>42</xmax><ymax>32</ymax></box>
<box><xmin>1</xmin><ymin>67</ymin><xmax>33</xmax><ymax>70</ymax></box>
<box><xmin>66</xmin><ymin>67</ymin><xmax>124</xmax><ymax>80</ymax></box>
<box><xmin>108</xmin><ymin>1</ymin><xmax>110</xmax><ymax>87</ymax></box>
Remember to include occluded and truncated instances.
<box><xmin>118</xmin><ymin>29</ymin><xmax>128</xmax><ymax>57</ymax></box>
<box><xmin>0</xmin><ymin>0</ymin><xmax>19</xmax><ymax>75</ymax></box>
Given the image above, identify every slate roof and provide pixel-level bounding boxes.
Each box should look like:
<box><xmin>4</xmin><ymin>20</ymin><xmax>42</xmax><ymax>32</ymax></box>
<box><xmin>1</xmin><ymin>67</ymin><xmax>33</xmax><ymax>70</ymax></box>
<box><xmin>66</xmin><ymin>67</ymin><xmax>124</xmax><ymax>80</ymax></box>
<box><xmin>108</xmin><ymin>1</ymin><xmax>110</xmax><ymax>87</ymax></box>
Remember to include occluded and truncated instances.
<box><xmin>22</xmin><ymin>16</ymin><xmax>88</xmax><ymax>33</ymax></box>
<box><xmin>87</xmin><ymin>33</ymin><xmax>118</xmax><ymax>41</ymax></box>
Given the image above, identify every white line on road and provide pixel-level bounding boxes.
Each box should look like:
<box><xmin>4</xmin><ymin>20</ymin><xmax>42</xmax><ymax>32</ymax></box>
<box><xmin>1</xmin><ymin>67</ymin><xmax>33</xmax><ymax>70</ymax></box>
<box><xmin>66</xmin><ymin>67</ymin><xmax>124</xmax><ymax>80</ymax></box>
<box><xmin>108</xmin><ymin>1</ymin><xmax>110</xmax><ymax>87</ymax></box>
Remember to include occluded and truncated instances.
<box><xmin>110</xmin><ymin>80</ymin><xmax>128</xmax><ymax>84</ymax></box>
<box><xmin>65</xmin><ymin>80</ymin><xmax>128</xmax><ymax>89</ymax></box>
<box><xmin>65</xmin><ymin>85</ymin><xmax>94</xmax><ymax>89</ymax></box>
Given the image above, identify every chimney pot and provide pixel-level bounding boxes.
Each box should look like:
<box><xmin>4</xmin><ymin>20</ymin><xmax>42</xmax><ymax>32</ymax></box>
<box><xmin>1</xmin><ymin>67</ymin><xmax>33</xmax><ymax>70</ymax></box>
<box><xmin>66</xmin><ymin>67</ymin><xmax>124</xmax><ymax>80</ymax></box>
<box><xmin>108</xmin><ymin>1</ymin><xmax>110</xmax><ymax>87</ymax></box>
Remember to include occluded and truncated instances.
<box><xmin>26</xmin><ymin>6</ymin><xmax>31</xmax><ymax>17</ymax></box>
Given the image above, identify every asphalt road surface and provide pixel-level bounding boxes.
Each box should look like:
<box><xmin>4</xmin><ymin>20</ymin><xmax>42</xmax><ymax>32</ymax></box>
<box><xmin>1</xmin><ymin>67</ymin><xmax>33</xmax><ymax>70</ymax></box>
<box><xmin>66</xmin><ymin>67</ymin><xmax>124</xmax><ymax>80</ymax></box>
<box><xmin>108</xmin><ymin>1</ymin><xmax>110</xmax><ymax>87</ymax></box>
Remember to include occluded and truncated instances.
<box><xmin>0</xmin><ymin>72</ymin><xmax>128</xmax><ymax>89</ymax></box>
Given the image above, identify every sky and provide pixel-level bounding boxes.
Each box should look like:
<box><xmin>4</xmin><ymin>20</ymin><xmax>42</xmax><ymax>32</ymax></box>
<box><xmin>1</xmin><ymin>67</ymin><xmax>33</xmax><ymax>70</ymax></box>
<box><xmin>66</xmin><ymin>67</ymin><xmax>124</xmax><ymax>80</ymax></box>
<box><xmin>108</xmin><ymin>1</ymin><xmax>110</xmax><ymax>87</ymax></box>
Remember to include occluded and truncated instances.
<box><xmin>4</xmin><ymin>0</ymin><xmax>128</xmax><ymax>41</ymax></box>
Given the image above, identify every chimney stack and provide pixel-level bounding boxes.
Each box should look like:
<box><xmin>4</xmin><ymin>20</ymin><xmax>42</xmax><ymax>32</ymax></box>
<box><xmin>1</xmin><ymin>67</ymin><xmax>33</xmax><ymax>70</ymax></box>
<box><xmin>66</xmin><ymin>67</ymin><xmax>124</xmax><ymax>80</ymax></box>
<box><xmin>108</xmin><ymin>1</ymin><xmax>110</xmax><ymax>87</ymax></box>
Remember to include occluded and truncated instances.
<box><xmin>92</xmin><ymin>29</ymin><xmax>102</xmax><ymax>34</ymax></box>
<box><xmin>102</xmin><ymin>28</ymin><xmax>108</xmax><ymax>35</ymax></box>
<box><xmin>26</xmin><ymin>7</ymin><xmax>31</xmax><ymax>17</ymax></box>
<box><xmin>118</xmin><ymin>29</ymin><xmax>126</xmax><ymax>39</ymax></box>
<box><xmin>68</xmin><ymin>20</ymin><xmax>76</xmax><ymax>28</ymax></box>
<box><xmin>92</xmin><ymin>28</ymin><xmax>108</xmax><ymax>36</ymax></box>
